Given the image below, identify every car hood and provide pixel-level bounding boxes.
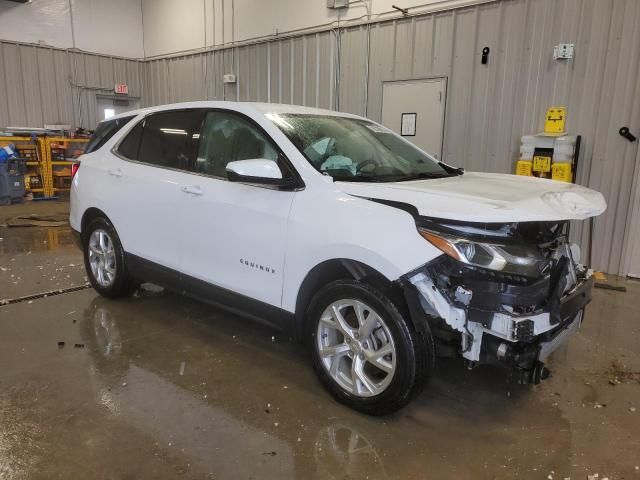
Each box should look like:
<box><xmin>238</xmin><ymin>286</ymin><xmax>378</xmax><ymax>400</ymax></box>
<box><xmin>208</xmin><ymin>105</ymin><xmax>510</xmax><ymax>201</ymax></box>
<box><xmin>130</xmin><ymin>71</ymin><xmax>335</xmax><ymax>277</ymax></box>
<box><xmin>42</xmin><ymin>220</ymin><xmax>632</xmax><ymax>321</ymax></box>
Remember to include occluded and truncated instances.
<box><xmin>336</xmin><ymin>172</ymin><xmax>607</xmax><ymax>223</ymax></box>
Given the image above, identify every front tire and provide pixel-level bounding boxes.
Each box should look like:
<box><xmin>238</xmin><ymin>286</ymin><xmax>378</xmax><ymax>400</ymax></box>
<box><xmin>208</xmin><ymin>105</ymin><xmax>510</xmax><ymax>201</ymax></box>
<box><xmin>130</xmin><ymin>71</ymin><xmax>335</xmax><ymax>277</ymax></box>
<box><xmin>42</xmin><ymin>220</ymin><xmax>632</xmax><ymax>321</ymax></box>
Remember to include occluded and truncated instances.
<box><xmin>307</xmin><ymin>280</ymin><xmax>434</xmax><ymax>415</ymax></box>
<box><xmin>83</xmin><ymin>217</ymin><xmax>137</xmax><ymax>298</ymax></box>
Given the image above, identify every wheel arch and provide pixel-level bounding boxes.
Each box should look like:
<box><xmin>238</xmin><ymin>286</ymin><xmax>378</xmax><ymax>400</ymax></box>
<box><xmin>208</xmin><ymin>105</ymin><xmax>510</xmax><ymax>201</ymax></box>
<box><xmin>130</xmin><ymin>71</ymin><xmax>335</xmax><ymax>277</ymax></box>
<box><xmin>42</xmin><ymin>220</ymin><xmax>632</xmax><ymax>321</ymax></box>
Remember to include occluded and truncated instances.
<box><xmin>80</xmin><ymin>207</ymin><xmax>112</xmax><ymax>240</ymax></box>
<box><xmin>293</xmin><ymin>258</ymin><xmax>410</xmax><ymax>341</ymax></box>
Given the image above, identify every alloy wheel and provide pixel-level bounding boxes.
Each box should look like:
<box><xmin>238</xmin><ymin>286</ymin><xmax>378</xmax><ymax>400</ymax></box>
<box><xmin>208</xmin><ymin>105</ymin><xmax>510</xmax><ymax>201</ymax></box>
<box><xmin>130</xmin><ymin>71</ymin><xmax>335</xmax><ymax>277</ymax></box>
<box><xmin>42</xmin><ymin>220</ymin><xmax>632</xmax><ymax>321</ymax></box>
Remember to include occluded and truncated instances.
<box><xmin>88</xmin><ymin>229</ymin><xmax>117</xmax><ymax>287</ymax></box>
<box><xmin>316</xmin><ymin>299</ymin><xmax>396</xmax><ymax>397</ymax></box>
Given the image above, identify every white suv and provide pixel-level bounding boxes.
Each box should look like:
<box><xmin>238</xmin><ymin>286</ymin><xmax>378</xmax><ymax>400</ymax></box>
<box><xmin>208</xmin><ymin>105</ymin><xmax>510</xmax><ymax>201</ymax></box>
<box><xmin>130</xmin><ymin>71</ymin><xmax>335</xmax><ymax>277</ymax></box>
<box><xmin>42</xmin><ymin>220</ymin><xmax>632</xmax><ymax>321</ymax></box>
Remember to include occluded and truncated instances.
<box><xmin>71</xmin><ymin>102</ymin><xmax>606</xmax><ymax>415</ymax></box>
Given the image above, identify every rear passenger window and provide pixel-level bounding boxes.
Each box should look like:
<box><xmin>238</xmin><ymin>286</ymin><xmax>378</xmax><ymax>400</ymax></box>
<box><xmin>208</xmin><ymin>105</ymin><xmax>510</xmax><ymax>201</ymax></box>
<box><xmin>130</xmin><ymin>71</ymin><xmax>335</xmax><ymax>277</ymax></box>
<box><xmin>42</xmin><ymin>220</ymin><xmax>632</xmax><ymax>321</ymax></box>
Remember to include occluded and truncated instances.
<box><xmin>86</xmin><ymin>115</ymin><xmax>135</xmax><ymax>153</ymax></box>
<box><xmin>136</xmin><ymin>110</ymin><xmax>204</xmax><ymax>170</ymax></box>
<box><xmin>117</xmin><ymin>121</ymin><xmax>144</xmax><ymax>160</ymax></box>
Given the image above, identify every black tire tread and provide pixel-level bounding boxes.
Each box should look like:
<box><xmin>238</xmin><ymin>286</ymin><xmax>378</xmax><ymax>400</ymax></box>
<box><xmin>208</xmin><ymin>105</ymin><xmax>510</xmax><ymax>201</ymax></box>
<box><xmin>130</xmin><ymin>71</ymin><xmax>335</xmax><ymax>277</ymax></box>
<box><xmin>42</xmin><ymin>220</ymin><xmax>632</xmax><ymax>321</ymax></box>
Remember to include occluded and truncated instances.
<box><xmin>83</xmin><ymin>217</ymin><xmax>137</xmax><ymax>299</ymax></box>
<box><xmin>307</xmin><ymin>279</ymin><xmax>435</xmax><ymax>415</ymax></box>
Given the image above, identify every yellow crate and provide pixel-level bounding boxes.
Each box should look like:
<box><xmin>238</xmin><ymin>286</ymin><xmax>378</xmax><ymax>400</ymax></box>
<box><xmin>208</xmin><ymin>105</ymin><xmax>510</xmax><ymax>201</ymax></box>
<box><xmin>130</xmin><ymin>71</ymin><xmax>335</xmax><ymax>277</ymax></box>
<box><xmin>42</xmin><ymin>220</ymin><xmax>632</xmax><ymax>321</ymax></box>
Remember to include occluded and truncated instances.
<box><xmin>552</xmin><ymin>162</ymin><xmax>572</xmax><ymax>182</ymax></box>
<box><xmin>545</xmin><ymin>106</ymin><xmax>566</xmax><ymax>134</ymax></box>
<box><xmin>516</xmin><ymin>160</ymin><xmax>532</xmax><ymax>176</ymax></box>
<box><xmin>533</xmin><ymin>155</ymin><xmax>552</xmax><ymax>173</ymax></box>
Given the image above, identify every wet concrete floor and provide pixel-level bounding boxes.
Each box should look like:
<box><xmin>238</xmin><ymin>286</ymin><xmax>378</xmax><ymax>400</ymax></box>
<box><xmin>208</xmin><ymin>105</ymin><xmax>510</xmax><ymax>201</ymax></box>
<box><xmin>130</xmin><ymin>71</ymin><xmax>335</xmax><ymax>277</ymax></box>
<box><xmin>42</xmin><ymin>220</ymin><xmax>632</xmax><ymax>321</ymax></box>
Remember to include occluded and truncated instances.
<box><xmin>1</xmin><ymin>202</ymin><xmax>639</xmax><ymax>479</ymax></box>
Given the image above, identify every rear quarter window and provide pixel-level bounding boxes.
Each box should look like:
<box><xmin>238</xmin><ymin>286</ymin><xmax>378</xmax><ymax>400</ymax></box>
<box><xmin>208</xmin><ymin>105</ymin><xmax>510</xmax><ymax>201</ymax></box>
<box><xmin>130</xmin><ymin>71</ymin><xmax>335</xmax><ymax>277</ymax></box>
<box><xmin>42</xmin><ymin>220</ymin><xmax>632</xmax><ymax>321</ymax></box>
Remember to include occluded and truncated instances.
<box><xmin>117</xmin><ymin>121</ymin><xmax>144</xmax><ymax>160</ymax></box>
<box><xmin>85</xmin><ymin>115</ymin><xmax>135</xmax><ymax>154</ymax></box>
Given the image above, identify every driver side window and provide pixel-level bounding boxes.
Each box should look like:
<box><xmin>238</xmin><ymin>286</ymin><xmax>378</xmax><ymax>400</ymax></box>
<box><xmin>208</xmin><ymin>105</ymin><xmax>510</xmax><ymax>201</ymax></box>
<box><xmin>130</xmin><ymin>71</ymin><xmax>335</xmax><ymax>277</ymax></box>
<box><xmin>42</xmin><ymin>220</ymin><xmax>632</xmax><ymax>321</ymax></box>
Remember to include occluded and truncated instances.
<box><xmin>195</xmin><ymin>111</ymin><xmax>278</xmax><ymax>178</ymax></box>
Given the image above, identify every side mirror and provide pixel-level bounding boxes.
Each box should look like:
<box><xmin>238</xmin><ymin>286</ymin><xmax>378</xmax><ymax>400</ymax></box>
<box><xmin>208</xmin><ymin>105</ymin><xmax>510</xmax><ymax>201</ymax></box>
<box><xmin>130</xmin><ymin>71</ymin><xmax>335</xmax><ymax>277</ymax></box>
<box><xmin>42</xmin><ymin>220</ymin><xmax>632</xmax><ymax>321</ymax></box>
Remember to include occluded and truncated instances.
<box><xmin>439</xmin><ymin>161</ymin><xmax>464</xmax><ymax>175</ymax></box>
<box><xmin>226</xmin><ymin>159</ymin><xmax>289</xmax><ymax>186</ymax></box>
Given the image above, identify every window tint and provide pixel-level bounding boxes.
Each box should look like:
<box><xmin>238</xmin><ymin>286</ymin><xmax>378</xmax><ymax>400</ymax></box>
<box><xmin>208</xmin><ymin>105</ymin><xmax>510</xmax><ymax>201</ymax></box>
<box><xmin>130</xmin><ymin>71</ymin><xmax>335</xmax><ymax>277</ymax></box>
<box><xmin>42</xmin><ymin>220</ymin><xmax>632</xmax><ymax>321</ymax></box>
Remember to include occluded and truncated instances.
<box><xmin>86</xmin><ymin>115</ymin><xmax>135</xmax><ymax>153</ymax></box>
<box><xmin>117</xmin><ymin>121</ymin><xmax>144</xmax><ymax>160</ymax></box>
<box><xmin>136</xmin><ymin>110</ymin><xmax>205</xmax><ymax>170</ymax></box>
<box><xmin>195</xmin><ymin>111</ymin><xmax>278</xmax><ymax>178</ymax></box>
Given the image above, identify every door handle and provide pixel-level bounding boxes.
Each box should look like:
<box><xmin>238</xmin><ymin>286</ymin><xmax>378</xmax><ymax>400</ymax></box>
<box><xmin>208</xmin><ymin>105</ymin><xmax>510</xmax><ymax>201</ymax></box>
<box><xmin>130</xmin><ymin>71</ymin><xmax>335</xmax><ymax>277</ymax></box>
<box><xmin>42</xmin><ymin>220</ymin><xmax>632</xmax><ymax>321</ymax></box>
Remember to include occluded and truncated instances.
<box><xmin>108</xmin><ymin>168</ymin><xmax>123</xmax><ymax>178</ymax></box>
<box><xmin>181</xmin><ymin>185</ymin><xmax>203</xmax><ymax>196</ymax></box>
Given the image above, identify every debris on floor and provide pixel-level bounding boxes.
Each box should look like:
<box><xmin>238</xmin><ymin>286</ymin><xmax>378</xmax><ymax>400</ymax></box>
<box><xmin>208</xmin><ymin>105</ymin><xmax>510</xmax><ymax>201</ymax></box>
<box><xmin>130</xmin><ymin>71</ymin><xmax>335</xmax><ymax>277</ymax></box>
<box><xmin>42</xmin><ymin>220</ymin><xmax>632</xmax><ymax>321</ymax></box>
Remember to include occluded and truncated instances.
<box><xmin>2</xmin><ymin>214</ymin><xmax>68</xmax><ymax>228</ymax></box>
<box><xmin>134</xmin><ymin>283</ymin><xmax>166</xmax><ymax>298</ymax></box>
<box><xmin>608</xmin><ymin>359</ymin><xmax>640</xmax><ymax>384</ymax></box>
<box><xmin>593</xmin><ymin>271</ymin><xmax>628</xmax><ymax>292</ymax></box>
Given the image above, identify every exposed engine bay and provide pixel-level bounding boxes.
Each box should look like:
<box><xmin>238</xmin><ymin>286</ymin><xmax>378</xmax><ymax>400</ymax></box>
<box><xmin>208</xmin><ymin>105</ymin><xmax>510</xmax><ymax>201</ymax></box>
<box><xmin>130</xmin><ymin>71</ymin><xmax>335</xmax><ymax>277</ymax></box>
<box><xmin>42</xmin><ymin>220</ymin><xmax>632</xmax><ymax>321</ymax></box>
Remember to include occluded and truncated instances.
<box><xmin>403</xmin><ymin>217</ymin><xmax>593</xmax><ymax>384</ymax></box>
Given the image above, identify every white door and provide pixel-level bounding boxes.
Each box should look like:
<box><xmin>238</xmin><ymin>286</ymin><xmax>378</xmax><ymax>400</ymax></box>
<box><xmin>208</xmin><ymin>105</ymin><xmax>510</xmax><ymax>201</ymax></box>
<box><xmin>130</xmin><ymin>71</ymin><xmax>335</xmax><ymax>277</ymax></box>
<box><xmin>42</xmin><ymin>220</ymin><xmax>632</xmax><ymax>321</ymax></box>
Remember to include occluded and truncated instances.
<box><xmin>178</xmin><ymin>110</ymin><xmax>295</xmax><ymax>307</ymax></box>
<box><xmin>96</xmin><ymin>95</ymin><xmax>140</xmax><ymax>123</ymax></box>
<box><xmin>626</xmin><ymin>147</ymin><xmax>640</xmax><ymax>278</ymax></box>
<box><xmin>381</xmin><ymin>78</ymin><xmax>446</xmax><ymax>159</ymax></box>
<box><xmin>106</xmin><ymin>110</ymin><xmax>203</xmax><ymax>270</ymax></box>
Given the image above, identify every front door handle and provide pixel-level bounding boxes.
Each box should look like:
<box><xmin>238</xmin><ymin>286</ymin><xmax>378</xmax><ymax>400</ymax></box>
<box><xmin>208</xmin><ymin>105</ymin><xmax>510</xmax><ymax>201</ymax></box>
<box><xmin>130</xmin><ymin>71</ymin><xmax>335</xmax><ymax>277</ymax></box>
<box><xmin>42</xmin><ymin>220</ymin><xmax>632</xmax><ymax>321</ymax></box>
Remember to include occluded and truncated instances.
<box><xmin>108</xmin><ymin>168</ymin><xmax>123</xmax><ymax>178</ymax></box>
<box><xmin>181</xmin><ymin>185</ymin><xmax>203</xmax><ymax>196</ymax></box>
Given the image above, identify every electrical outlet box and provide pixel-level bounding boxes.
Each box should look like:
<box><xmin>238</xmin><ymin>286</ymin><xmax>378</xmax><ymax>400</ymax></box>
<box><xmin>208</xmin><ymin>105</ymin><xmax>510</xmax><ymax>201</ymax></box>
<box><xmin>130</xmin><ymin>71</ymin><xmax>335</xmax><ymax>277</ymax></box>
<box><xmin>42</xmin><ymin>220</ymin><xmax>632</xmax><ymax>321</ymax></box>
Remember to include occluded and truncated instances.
<box><xmin>223</xmin><ymin>74</ymin><xmax>237</xmax><ymax>84</ymax></box>
<box><xmin>327</xmin><ymin>0</ymin><xmax>349</xmax><ymax>8</ymax></box>
<box><xmin>553</xmin><ymin>43</ymin><xmax>575</xmax><ymax>60</ymax></box>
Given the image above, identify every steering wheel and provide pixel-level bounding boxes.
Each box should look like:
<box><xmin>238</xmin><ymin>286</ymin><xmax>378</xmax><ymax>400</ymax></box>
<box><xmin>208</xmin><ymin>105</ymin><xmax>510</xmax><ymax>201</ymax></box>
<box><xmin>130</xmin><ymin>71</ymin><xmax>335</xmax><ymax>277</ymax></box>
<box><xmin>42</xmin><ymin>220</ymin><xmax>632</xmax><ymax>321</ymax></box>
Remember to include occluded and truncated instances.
<box><xmin>356</xmin><ymin>159</ymin><xmax>377</xmax><ymax>174</ymax></box>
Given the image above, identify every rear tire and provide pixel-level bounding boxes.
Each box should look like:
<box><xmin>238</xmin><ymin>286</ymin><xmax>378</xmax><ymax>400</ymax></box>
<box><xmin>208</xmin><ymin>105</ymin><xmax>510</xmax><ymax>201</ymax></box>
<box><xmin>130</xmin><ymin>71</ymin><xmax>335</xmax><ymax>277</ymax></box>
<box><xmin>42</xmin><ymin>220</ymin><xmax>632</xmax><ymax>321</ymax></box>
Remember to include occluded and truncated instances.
<box><xmin>83</xmin><ymin>217</ymin><xmax>137</xmax><ymax>298</ymax></box>
<box><xmin>307</xmin><ymin>280</ymin><xmax>434</xmax><ymax>415</ymax></box>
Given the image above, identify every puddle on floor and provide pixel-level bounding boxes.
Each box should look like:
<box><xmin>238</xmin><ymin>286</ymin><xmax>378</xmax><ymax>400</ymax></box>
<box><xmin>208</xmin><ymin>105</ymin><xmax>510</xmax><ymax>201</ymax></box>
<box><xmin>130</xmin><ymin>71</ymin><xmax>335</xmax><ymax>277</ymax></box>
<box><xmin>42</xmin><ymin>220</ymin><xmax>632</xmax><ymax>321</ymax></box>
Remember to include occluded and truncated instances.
<box><xmin>0</xmin><ymin>227</ymin><xmax>76</xmax><ymax>255</ymax></box>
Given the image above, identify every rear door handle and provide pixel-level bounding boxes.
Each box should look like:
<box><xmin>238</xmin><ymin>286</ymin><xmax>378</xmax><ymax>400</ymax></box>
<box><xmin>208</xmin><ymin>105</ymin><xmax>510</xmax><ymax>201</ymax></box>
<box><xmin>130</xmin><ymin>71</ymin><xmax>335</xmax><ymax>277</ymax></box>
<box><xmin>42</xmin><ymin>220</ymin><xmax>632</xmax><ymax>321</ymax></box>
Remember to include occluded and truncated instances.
<box><xmin>181</xmin><ymin>185</ymin><xmax>203</xmax><ymax>196</ymax></box>
<box><xmin>108</xmin><ymin>168</ymin><xmax>123</xmax><ymax>178</ymax></box>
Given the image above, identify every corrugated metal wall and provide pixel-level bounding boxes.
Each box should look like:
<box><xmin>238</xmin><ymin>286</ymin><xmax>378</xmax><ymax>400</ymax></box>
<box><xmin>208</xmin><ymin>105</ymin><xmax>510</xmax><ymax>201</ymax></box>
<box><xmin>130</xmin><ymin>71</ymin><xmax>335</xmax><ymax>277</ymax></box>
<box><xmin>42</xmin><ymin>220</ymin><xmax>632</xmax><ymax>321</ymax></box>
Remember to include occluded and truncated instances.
<box><xmin>142</xmin><ymin>0</ymin><xmax>640</xmax><ymax>275</ymax></box>
<box><xmin>2</xmin><ymin>0</ymin><xmax>638</xmax><ymax>274</ymax></box>
<box><xmin>0</xmin><ymin>41</ymin><xmax>144</xmax><ymax>129</ymax></box>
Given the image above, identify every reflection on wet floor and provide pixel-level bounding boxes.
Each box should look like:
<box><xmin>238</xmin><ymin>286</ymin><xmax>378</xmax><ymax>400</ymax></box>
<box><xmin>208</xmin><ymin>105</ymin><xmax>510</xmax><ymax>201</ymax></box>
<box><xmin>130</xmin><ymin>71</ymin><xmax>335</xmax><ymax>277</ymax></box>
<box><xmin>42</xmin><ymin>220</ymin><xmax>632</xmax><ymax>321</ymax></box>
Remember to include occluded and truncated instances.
<box><xmin>0</xmin><ymin>226</ymin><xmax>76</xmax><ymax>255</ymax></box>
<box><xmin>1</xmin><ymin>284</ymin><xmax>639</xmax><ymax>479</ymax></box>
<box><xmin>0</xmin><ymin>226</ymin><xmax>85</xmax><ymax>301</ymax></box>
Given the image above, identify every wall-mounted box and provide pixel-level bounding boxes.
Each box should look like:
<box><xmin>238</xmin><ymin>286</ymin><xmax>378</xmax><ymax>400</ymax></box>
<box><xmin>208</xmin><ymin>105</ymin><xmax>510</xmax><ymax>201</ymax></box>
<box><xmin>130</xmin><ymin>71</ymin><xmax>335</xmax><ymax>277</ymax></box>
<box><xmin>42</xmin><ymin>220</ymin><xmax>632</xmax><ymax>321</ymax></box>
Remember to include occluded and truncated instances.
<box><xmin>223</xmin><ymin>74</ymin><xmax>237</xmax><ymax>84</ymax></box>
<box><xmin>327</xmin><ymin>0</ymin><xmax>349</xmax><ymax>8</ymax></box>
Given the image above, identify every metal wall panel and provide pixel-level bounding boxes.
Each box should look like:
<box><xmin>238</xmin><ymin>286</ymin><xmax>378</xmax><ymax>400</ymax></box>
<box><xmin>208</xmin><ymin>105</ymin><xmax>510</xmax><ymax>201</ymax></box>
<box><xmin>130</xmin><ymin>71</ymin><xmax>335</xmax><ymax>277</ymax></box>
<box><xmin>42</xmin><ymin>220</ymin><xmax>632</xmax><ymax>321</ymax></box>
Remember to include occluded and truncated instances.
<box><xmin>138</xmin><ymin>0</ymin><xmax>640</xmax><ymax>274</ymax></box>
<box><xmin>0</xmin><ymin>41</ymin><xmax>145</xmax><ymax>129</ymax></box>
<box><xmin>2</xmin><ymin>0</ymin><xmax>638</xmax><ymax>274</ymax></box>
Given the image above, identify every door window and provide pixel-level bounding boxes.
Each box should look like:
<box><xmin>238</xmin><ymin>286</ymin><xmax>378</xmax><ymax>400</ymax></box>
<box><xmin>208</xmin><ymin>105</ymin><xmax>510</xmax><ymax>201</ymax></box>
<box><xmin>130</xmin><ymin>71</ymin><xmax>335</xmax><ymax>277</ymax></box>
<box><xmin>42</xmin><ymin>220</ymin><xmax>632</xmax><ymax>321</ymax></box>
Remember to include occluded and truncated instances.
<box><xmin>136</xmin><ymin>110</ymin><xmax>204</xmax><ymax>170</ymax></box>
<box><xmin>195</xmin><ymin>111</ymin><xmax>278</xmax><ymax>178</ymax></box>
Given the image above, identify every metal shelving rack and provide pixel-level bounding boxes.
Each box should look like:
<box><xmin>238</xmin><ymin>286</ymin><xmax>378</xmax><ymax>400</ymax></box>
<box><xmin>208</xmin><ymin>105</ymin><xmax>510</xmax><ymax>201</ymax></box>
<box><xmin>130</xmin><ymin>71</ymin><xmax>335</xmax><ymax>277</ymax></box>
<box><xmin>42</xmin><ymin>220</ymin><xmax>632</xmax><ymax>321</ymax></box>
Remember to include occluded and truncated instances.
<box><xmin>42</xmin><ymin>137</ymin><xmax>89</xmax><ymax>197</ymax></box>
<box><xmin>0</xmin><ymin>135</ymin><xmax>47</xmax><ymax>197</ymax></box>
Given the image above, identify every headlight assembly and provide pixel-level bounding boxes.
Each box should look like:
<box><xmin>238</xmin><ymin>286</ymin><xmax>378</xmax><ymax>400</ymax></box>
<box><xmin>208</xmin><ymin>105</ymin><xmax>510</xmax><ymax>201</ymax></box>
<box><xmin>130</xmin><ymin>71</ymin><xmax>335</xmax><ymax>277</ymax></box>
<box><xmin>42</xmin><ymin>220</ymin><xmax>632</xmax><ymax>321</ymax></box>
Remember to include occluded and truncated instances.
<box><xmin>419</xmin><ymin>229</ymin><xmax>550</xmax><ymax>278</ymax></box>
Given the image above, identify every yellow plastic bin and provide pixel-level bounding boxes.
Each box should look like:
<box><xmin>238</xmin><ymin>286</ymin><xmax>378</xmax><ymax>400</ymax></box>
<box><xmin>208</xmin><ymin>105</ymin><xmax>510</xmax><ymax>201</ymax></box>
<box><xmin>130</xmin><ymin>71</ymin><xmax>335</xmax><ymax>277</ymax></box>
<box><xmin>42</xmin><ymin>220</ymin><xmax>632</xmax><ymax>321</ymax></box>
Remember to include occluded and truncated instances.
<box><xmin>551</xmin><ymin>163</ymin><xmax>572</xmax><ymax>182</ymax></box>
<box><xmin>516</xmin><ymin>160</ymin><xmax>533</xmax><ymax>176</ymax></box>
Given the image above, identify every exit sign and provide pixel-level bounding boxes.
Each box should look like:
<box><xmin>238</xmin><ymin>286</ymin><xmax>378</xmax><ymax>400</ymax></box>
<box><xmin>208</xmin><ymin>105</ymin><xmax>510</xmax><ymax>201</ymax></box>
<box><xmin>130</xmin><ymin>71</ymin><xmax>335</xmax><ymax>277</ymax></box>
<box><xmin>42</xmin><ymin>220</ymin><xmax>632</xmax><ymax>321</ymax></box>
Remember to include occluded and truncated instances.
<box><xmin>114</xmin><ymin>83</ymin><xmax>129</xmax><ymax>95</ymax></box>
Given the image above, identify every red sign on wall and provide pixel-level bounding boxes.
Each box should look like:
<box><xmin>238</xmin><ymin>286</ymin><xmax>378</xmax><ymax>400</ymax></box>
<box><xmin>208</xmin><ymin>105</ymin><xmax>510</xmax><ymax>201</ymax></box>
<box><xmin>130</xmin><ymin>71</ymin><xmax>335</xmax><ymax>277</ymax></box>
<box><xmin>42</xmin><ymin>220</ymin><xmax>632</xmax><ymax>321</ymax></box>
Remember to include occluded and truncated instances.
<box><xmin>114</xmin><ymin>83</ymin><xmax>129</xmax><ymax>95</ymax></box>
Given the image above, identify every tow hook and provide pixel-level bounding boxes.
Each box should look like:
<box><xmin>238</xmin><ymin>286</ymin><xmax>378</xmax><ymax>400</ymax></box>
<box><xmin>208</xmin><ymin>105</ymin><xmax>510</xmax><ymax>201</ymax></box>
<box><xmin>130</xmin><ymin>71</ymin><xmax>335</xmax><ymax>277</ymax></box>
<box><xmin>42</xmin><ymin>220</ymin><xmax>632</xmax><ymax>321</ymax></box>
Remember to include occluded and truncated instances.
<box><xmin>514</xmin><ymin>361</ymin><xmax>551</xmax><ymax>385</ymax></box>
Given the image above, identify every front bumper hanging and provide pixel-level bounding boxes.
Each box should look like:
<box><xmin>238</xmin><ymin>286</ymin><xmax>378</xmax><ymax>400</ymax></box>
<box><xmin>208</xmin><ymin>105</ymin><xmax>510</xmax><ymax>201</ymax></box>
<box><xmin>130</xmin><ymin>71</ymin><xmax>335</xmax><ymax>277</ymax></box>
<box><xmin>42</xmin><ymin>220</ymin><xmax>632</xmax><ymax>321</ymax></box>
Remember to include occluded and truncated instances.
<box><xmin>404</xmin><ymin>256</ymin><xmax>594</xmax><ymax>383</ymax></box>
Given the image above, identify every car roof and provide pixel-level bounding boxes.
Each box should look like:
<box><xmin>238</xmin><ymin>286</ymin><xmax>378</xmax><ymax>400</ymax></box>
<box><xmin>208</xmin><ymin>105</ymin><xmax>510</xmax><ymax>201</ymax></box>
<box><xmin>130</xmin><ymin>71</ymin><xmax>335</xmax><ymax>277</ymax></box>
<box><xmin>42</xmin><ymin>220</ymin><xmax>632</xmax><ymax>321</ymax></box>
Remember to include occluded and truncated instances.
<box><xmin>106</xmin><ymin>101</ymin><xmax>364</xmax><ymax>122</ymax></box>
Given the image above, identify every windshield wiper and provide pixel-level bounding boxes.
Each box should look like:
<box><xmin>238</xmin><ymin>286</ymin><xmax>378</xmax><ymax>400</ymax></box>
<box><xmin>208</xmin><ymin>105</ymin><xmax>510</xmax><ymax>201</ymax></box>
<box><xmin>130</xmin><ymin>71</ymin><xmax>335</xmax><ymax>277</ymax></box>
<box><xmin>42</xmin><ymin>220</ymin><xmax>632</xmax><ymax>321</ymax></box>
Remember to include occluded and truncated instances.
<box><xmin>331</xmin><ymin>175</ymin><xmax>389</xmax><ymax>183</ymax></box>
<box><xmin>391</xmin><ymin>172</ymin><xmax>458</xmax><ymax>181</ymax></box>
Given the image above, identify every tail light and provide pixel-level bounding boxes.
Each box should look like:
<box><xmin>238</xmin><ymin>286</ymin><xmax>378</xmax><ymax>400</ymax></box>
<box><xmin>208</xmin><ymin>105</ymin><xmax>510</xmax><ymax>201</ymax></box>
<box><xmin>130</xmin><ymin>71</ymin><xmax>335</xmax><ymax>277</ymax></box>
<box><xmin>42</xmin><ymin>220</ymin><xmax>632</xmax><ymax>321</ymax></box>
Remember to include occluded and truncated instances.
<box><xmin>71</xmin><ymin>162</ymin><xmax>80</xmax><ymax>178</ymax></box>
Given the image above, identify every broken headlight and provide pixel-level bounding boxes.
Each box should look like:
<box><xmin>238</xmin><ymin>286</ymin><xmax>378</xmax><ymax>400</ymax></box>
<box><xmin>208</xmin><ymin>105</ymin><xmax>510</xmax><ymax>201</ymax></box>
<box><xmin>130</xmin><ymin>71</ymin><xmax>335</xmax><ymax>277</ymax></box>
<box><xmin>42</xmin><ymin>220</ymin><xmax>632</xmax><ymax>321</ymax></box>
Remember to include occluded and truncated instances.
<box><xmin>419</xmin><ymin>229</ymin><xmax>550</xmax><ymax>278</ymax></box>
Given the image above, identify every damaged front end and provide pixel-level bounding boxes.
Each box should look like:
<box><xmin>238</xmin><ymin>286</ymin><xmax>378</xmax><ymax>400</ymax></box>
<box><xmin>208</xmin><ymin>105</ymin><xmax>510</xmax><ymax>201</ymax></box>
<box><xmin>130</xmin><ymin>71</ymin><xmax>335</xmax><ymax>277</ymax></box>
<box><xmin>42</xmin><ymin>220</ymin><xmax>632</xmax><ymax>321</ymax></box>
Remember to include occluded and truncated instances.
<box><xmin>403</xmin><ymin>218</ymin><xmax>593</xmax><ymax>384</ymax></box>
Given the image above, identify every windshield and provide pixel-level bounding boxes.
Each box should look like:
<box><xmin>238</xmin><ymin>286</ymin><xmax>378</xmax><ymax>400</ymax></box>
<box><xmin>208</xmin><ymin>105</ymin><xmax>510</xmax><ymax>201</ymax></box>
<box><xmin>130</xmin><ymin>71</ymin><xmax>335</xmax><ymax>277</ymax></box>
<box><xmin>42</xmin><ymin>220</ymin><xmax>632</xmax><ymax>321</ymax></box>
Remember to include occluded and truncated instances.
<box><xmin>266</xmin><ymin>113</ymin><xmax>457</xmax><ymax>182</ymax></box>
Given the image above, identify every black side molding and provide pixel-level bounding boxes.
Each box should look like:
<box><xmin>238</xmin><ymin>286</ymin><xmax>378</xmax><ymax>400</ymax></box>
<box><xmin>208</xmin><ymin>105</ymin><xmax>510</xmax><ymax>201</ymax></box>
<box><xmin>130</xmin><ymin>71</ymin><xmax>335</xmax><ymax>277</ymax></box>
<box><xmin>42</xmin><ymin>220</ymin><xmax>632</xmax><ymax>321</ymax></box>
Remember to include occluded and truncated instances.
<box><xmin>126</xmin><ymin>254</ymin><xmax>295</xmax><ymax>334</ymax></box>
